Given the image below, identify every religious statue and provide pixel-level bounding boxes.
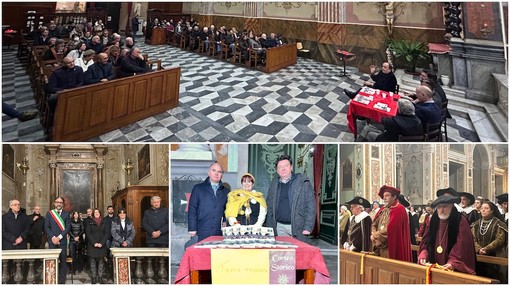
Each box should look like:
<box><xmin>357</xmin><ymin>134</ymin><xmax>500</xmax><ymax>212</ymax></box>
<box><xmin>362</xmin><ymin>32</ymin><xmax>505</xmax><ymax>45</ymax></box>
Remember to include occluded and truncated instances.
<box><xmin>134</xmin><ymin>2</ymin><xmax>142</xmax><ymax>17</ymax></box>
<box><xmin>384</xmin><ymin>2</ymin><xmax>395</xmax><ymax>36</ymax></box>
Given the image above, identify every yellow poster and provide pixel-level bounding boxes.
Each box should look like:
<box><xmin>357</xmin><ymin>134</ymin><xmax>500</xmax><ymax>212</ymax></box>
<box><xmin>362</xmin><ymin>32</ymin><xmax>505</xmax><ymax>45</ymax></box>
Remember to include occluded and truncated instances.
<box><xmin>211</xmin><ymin>249</ymin><xmax>296</xmax><ymax>284</ymax></box>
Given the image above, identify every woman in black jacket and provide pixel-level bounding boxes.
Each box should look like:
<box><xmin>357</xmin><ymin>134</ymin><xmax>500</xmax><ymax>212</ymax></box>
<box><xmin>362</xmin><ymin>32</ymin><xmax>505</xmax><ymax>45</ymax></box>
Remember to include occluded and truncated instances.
<box><xmin>69</xmin><ymin>211</ymin><xmax>84</xmax><ymax>273</ymax></box>
<box><xmin>85</xmin><ymin>209</ymin><xmax>109</xmax><ymax>284</ymax></box>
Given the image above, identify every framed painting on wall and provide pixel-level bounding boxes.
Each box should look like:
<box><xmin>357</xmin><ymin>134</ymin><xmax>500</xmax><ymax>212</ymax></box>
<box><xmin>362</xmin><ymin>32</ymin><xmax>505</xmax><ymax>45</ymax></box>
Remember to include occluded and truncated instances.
<box><xmin>138</xmin><ymin>145</ymin><xmax>151</xmax><ymax>180</ymax></box>
<box><xmin>2</xmin><ymin>145</ymin><xmax>15</xmax><ymax>179</ymax></box>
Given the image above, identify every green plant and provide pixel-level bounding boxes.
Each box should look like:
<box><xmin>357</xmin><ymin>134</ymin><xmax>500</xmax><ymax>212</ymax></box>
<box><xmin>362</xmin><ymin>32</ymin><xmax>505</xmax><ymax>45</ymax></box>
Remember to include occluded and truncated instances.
<box><xmin>387</xmin><ymin>40</ymin><xmax>430</xmax><ymax>73</ymax></box>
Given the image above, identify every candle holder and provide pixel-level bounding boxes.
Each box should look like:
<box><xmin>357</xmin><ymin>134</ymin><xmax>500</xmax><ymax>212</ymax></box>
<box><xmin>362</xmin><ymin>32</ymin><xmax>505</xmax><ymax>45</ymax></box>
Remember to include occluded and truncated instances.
<box><xmin>122</xmin><ymin>159</ymin><xmax>134</xmax><ymax>186</ymax></box>
<box><xmin>16</xmin><ymin>157</ymin><xmax>29</xmax><ymax>186</ymax></box>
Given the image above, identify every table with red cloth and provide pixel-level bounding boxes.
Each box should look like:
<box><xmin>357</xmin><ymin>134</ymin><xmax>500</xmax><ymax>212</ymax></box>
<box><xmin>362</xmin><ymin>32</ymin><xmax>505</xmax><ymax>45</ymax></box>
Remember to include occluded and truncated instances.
<box><xmin>347</xmin><ymin>87</ymin><xmax>400</xmax><ymax>134</ymax></box>
<box><xmin>174</xmin><ymin>236</ymin><xmax>331</xmax><ymax>284</ymax></box>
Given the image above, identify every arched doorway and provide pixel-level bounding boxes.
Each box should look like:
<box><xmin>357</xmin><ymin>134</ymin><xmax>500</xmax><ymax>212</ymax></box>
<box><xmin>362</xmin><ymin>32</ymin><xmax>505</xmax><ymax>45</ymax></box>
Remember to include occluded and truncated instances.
<box><xmin>473</xmin><ymin>145</ymin><xmax>490</xmax><ymax>198</ymax></box>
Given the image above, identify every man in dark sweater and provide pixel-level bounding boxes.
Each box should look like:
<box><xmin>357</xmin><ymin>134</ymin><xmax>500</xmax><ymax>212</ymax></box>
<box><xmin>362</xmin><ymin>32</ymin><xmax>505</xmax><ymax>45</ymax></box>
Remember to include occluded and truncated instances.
<box><xmin>344</xmin><ymin>62</ymin><xmax>398</xmax><ymax>99</ymax></box>
<box><xmin>84</xmin><ymin>52</ymin><xmax>115</xmax><ymax>84</ymax></box>
<box><xmin>47</xmin><ymin>56</ymin><xmax>84</xmax><ymax>115</ymax></box>
<box><xmin>414</xmin><ymin>85</ymin><xmax>441</xmax><ymax>128</ymax></box>
<box><xmin>117</xmin><ymin>47</ymin><xmax>148</xmax><ymax>78</ymax></box>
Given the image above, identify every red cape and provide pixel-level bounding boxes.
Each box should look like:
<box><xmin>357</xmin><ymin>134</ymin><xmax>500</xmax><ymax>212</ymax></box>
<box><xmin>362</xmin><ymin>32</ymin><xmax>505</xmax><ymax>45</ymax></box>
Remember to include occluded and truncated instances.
<box><xmin>374</xmin><ymin>201</ymin><xmax>413</xmax><ymax>262</ymax></box>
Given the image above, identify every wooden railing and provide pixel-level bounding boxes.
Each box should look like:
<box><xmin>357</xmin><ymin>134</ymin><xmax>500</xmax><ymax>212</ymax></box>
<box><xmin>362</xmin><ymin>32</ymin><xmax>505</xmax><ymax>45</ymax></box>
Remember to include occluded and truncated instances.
<box><xmin>52</xmin><ymin>67</ymin><xmax>181</xmax><ymax>141</ymax></box>
<box><xmin>110</xmin><ymin>248</ymin><xmax>169</xmax><ymax>284</ymax></box>
<box><xmin>2</xmin><ymin>249</ymin><xmax>61</xmax><ymax>284</ymax></box>
<box><xmin>262</xmin><ymin>43</ymin><xmax>297</xmax><ymax>73</ymax></box>
<box><xmin>411</xmin><ymin>245</ymin><xmax>507</xmax><ymax>266</ymax></box>
<box><xmin>340</xmin><ymin>250</ymin><xmax>498</xmax><ymax>284</ymax></box>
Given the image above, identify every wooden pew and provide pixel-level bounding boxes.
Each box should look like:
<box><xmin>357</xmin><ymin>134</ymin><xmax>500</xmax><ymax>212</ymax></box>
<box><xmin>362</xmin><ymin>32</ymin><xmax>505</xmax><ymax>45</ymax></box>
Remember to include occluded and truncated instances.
<box><xmin>340</xmin><ymin>250</ymin><xmax>499</xmax><ymax>284</ymax></box>
<box><xmin>262</xmin><ymin>43</ymin><xmax>297</xmax><ymax>73</ymax></box>
<box><xmin>52</xmin><ymin>67</ymin><xmax>181</xmax><ymax>141</ymax></box>
<box><xmin>411</xmin><ymin>245</ymin><xmax>508</xmax><ymax>266</ymax></box>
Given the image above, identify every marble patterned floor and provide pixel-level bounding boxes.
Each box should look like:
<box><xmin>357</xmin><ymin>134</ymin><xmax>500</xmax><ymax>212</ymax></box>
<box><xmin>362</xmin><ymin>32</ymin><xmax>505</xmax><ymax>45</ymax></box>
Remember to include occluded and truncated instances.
<box><xmin>2</xmin><ymin>43</ymin><xmax>481</xmax><ymax>142</ymax></box>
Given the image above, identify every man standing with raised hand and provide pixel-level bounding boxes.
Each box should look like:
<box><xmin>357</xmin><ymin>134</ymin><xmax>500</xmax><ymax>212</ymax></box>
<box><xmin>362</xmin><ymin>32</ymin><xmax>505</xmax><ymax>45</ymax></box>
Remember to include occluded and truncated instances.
<box><xmin>45</xmin><ymin>196</ymin><xmax>71</xmax><ymax>284</ymax></box>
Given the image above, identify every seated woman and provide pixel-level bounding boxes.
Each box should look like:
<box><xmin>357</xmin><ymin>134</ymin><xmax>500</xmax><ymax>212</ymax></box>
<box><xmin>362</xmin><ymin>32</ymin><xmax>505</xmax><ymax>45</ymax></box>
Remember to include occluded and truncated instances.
<box><xmin>471</xmin><ymin>200</ymin><xmax>508</xmax><ymax>283</ymax></box>
<box><xmin>42</xmin><ymin>38</ymin><xmax>66</xmax><ymax>62</ymax></box>
<box><xmin>225</xmin><ymin>173</ymin><xmax>267</xmax><ymax>227</ymax></box>
<box><xmin>67</xmin><ymin>41</ymin><xmax>87</xmax><ymax>61</ymax></box>
<box><xmin>74</xmin><ymin>49</ymin><xmax>95</xmax><ymax>72</ymax></box>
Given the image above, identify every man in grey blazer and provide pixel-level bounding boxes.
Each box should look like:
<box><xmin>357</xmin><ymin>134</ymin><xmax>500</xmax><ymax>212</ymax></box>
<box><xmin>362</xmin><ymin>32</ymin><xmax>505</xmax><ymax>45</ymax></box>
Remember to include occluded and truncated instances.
<box><xmin>266</xmin><ymin>155</ymin><xmax>316</xmax><ymax>243</ymax></box>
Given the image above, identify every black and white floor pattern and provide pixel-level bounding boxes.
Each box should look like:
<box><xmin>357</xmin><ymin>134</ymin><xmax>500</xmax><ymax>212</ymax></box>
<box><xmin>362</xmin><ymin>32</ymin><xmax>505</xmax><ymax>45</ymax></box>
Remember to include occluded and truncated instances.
<box><xmin>2</xmin><ymin>43</ymin><xmax>480</xmax><ymax>142</ymax></box>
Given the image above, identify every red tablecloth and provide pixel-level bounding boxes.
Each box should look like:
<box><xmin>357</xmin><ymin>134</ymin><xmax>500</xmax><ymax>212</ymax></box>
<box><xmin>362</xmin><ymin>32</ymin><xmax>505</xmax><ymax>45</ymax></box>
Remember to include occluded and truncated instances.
<box><xmin>174</xmin><ymin>236</ymin><xmax>331</xmax><ymax>284</ymax></box>
<box><xmin>347</xmin><ymin>88</ymin><xmax>400</xmax><ymax>134</ymax></box>
<box><xmin>428</xmin><ymin>43</ymin><xmax>450</xmax><ymax>54</ymax></box>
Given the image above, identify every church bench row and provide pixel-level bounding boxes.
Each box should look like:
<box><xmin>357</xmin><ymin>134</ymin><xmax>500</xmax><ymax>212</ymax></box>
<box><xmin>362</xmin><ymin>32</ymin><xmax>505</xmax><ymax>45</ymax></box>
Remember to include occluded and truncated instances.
<box><xmin>340</xmin><ymin>250</ymin><xmax>498</xmax><ymax>284</ymax></box>
<box><xmin>52</xmin><ymin>67</ymin><xmax>181</xmax><ymax>141</ymax></box>
<box><xmin>163</xmin><ymin>30</ymin><xmax>297</xmax><ymax>73</ymax></box>
<box><xmin>410</xmin><ymin>244</ymin><xmax>507</xmax><ymax>266</ymax></box>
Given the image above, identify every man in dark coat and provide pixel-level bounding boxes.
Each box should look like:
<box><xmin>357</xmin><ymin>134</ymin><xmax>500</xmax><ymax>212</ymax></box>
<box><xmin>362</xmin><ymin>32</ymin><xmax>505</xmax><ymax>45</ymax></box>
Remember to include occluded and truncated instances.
<box><xmin>117</xmin><ymin>47</ymin><xmax>148</xmax><ymax>78</ymax></box>
<box><xmin>341</xmin><ymin>196</ymin><xmax>372</xmax><ymax>252</ymax></box>
<box><xmin>344</xmin><ymin>62</ymin><xmax>397</xmax><ymax>98</ymax></box>
<box><xmin>84</xmin><ymin>52</ymin><xmax>115</xmax><ymax>84</ymax></box>
<box><xmin>2</xmin><ymin>199</ymin><xmax>30</xmax><ymax>250</ymax></box>
<box><xmin>266</xmin><ymin>155</ymin><xmax>316</xmax><ymax>243</ymax></box>
<box><xmin>45</xmin><ymin>196</ymin><xmax>71</xmax><ymax>284</ymax></box>
<box><xmin>47</xmin><ymin>56</ymin><xmax>84</xmax><ymax>116</ymax></box>
<box><xmin>142</xmin><ymin>196</ymin><xmax>169</xmax><ymax>247</ymax></box>
<box><xmin>414</xmin><ymin>85</ymin><xmax>441</xmax><ymax>128</ymax></box>
<box><xmin>27</xmin><ymin>205</ymin><xmax>45</xmax><ymax>249</ymax></box>
<box><xmin>188</xmin><ymin>162</ymin><xmax>230</xmax><ymax>242</ymax></box>
<box><xmin>375</xmin><ymin>99</ymin><xmax>424</xmax><ymax>141</ymax></box>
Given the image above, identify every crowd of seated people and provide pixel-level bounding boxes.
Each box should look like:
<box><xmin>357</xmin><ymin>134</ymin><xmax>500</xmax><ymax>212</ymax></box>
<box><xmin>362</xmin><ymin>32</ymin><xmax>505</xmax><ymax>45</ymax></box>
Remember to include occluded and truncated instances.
<box><xmin>146</xmin><ymin>16</ymin><xmax>284</xmax><ymax>66</ymax></box>
<box><xmin>24</xmin><ymin>19</ymin><xmax>162</xmax><ymax>133</ymax></box>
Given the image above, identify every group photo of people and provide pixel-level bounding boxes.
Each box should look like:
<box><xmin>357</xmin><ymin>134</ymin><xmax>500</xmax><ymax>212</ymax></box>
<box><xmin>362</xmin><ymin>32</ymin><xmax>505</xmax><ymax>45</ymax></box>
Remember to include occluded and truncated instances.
<box><xmin>170</xmin><ymin>143</ymin><xmax>338</xmax><ymax>284</ymax></box>
<box><xmin>2</xmin><ymin>144</ymin><xmax>169</xmax><ymax>284</ymax></box>
<box><xmin>339</xmin><ymin>143</ymin><xmax>508</xmax><ymax>284</ymax></box>
<box><xmin>4</xmin><ymin>2</ymin><xmax>507</xmax><ymax>143</ymax></box>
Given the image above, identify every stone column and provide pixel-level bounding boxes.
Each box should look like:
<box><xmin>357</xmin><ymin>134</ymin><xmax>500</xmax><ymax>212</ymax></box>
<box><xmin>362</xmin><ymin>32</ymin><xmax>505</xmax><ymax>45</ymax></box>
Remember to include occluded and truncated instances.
<box><xmin>49</xmin><ymin>163</ymin><xmax>57</xmax><ymax>200</ymax></box>
<box><xmin>97</xmin><ymin>163</ymin><xmax>104</xmax><ymax>211</ymax></box>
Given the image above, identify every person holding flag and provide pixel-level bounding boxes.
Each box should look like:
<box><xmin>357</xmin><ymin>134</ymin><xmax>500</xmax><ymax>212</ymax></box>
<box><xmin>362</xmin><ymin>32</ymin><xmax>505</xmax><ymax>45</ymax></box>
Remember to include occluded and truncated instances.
<box><xmin>44</xmin><ymin>196</ymin><xmax>71</xmax><ymax>284</ymax></box>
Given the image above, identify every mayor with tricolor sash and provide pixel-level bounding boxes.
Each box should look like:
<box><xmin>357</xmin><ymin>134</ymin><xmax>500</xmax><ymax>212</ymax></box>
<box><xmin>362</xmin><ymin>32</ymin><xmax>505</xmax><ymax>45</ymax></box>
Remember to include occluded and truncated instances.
<box><xmin>44</xmin><ymin>196</ymin><xmax>71</xmax><ymax>284</ymax></box>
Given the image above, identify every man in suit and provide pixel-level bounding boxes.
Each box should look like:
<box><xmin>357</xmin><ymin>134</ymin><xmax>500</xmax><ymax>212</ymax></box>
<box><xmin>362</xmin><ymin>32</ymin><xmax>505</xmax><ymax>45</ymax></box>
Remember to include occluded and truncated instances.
<box><xmin>2</xmin><ymin>199</ymin><xmax>30</xmax><ymax>250</ymax></box>
<box><xmin>188</xmin><ymin>162</ymin><xmax>230</xmax><ymax>242</ymax></box>
<box><xmin>45</xmin><ymin>196</ymin><xmax>71</xmax><ymax>284</ymax></box>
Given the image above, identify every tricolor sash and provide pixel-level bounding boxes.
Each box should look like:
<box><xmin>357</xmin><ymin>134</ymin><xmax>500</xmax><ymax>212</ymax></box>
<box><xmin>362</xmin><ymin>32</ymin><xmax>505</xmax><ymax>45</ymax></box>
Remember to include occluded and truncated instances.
<box><xmin>50</xmin><ymin>209</ymin><xmax>66</xmax><ymax>232</ymax></box>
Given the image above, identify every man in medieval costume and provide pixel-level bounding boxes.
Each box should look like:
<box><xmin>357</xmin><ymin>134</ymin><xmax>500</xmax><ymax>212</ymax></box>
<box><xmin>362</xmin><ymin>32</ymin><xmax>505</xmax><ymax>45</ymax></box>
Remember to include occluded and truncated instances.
<box><xmin>342</xmin><ymin>196</ymin><xmax>372</xmax><ymax>252</ymax></box>
<box><xmin>417</xmin><ymin>195</ymin><xmax>476</xmax><ymax>274</ymax></box>
<box><xmin>371</xmin><ymin>185</ymin><xmax>412</xmax><ymax>262</ymax></box>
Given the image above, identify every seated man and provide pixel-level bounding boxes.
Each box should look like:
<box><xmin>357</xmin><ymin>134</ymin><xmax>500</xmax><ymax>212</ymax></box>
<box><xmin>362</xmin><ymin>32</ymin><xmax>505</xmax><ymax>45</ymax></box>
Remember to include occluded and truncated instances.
<box><xmin>124</xmin><ymin>37</ymin><xmax>135</xmax><ymax>49</ymax></box>
<box><xmin>47</xmin><ymin>56</ymin><xmax>84</xmax><ymax>114</ymax></box>
<box><xmin>88</xmin><ymin>35</ymin><xmax>104</xmax><ymax>54</ymax></box>
<box><xmin>2</xmin><ymin>102</ymin><xmax>38</xmax><ymax>122</ymax></box>
<box><xmin>344</xmin><ymin>62</ymin><xmax>397</xmax><ymax>99</ymax></box>
<box><xmin>376</xmin><ymin>99</ymin><xmax>424</xmax><ymax>141</ymax></box>
<box><xmin>414</xmin><ymin>85</ymin><xmax>441</xmax><ymax>129</ymax></box>
<box><xmin>117</xmin><ymin>47</ymin><xmax>148</xmax><ymax>78</ymax></box>
<box><xmin>84</xmin><ymin>52</ymin><xmax>115</xmax><ymax>84</ymax></box>
<box><xmin>356</xmin><ymin>99</ymin><xmax>423</xmax><ymax>142</ymax></box>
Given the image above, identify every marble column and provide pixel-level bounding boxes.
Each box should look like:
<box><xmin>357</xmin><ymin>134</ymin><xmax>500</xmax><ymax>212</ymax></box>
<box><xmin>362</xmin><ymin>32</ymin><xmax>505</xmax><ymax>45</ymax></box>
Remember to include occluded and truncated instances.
<box><xmin>97</xmin><ymin>163</ymin><xmax>104</xmax><ymax>212</ymax></box>
<box><xmin>49</xmin><ymin>163</ymin><xmax>57</xmax><ymax>200</ymax></box>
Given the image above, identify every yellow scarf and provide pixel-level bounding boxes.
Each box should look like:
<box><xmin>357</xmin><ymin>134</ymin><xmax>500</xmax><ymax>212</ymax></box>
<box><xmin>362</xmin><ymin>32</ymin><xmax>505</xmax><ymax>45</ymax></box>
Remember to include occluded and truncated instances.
<box><xmin>225</xmin><ymin>189</ymin><xmax>267</xmax><ymax>219</ymax></box>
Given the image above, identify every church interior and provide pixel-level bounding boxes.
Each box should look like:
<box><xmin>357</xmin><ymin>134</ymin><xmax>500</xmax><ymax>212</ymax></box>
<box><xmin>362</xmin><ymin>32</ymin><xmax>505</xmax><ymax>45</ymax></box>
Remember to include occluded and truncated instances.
<box><xmin>2</xmin><ymin>143</ymin><xmax>169</xmax><ymax>284</ymax></box>
<box><xmin>2</xmin><ymin>2</ymin><xmax>508</xmax><ymax>142</ymax></box>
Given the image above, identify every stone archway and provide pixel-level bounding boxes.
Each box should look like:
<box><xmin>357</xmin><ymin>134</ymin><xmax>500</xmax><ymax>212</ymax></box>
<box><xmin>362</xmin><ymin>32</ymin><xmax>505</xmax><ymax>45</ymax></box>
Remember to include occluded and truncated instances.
<box><xmin>473</xmin><ymin>145</ymin><xmax>491</xmax><ymax>199</ymax></box>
